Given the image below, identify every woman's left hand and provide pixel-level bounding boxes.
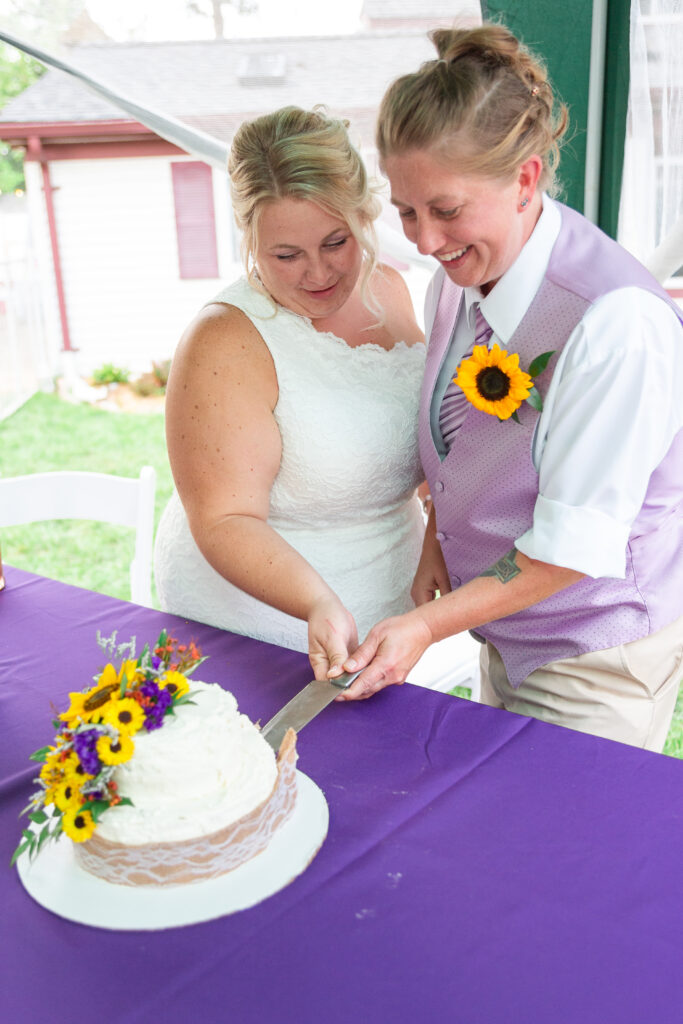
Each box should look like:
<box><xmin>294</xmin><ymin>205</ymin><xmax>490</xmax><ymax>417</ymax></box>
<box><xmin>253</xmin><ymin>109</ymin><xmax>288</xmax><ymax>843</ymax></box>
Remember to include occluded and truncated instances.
<box><xmin>308</xmin><ymin>594</ymin><xmax>359</xmax><ymax>682</ymax></box>
<box><xmin>337</xmin><ymin>610</ymin><xmax>433</xmax><ymax>700</ymax></box>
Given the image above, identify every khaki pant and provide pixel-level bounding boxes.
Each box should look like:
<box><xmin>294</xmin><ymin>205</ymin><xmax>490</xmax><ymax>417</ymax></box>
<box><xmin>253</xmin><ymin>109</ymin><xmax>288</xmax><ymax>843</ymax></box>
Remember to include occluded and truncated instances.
<box><xmin>479</xmin><ymin>614</ymin><xmax>683</xmax><ymax>752</ymax></box>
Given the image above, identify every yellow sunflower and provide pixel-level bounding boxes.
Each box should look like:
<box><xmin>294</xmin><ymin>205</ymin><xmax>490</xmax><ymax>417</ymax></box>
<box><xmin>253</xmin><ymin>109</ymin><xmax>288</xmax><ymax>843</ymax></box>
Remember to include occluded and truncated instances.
<box><xmin>118</xmin><ymin>658</ymin><xmax>143</xmax><ymax>689</ymax></box>
<box><xmin>59</xmin><ymin>691</ymin><xmax>93</xmax><ymax>726</ymax></box>
<box><xmin>39</xmin><ymin>753</ymin><xmax>65</xmax><ymax>802</ymax></box>
<box><xmin>455</xmin><ymin>343</ymin><xmax>533</xmax><ymax>421</ymax></box>
<box><xmin>159</xmin><ymin>670</ymin><xmax>190</xmax><ymax>700</ymax></box>
<box><xmin>53</xmin><ymin>774</ymin><xmax>84</xmax><ymax>812</ymax></box>
<box><xmin>72</xmin><ymin>759</ymin><xmax>94</xmax><ymax>783</ymax></box>
<box><xmin>78</xmin><ymin>665</ymin><xmax>128</xmax><ymax>723</ymax></box>
<box><xmin>96</xmin><ymin>731</ymin><xmax>134</xmax><ymax>765</ymax></box>
<box><xmin>61</xmin><ymin>805</ymin><xmax>96</xmax><ymax>843</ymax></box>
<box><xmin>101</xmin><ymin>697</ymin><xmax>145</xmax><ymax>735</ymax></box>
<box><xmin>58</xmin><ymin>751</ymin><xmax>81</xmax><ymax>776</ymax></box>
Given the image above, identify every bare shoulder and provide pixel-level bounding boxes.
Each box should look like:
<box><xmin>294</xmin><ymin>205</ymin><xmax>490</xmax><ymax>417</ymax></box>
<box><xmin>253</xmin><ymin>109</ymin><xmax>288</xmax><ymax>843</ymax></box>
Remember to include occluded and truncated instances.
<box><xmin>369</xmin><ymin>263</ymin><xmax>411</xmax><ymax>305</ymax></box>
<box><xmin>169</xmin><ymin>301</ymin><xmax>276</xmax><ymax>393</ymax></box>
<box><xmin>175</xmin><ymin>302</ymin><xmax>272</xmax><ymax>368</ymax></box>
<box><xmin>165</xmin><ymin>301</ymin><xmax>278</xmax><ymax>436</ymax></box>
<box><xmin>371</xmin><ymin>264</ymin><xmax>424</xmax><ymax>347</ymax></box>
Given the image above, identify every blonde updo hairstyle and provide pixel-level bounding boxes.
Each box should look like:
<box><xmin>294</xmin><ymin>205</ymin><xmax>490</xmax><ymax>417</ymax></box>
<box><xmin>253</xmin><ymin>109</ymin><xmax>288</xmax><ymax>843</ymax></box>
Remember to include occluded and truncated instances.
<box><xmin>376</xmin><ymin>24</ymin><xmax>568</xmax><ymax>194</ymax></box>
<box><xmin>229</xmin><ymin>106</ymin><xmax>381</xmax><ymax>308</ymax></box>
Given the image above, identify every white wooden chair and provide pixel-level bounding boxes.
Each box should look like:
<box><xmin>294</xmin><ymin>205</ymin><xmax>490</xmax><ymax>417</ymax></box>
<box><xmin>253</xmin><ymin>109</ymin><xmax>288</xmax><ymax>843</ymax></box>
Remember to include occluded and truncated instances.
<box><xmin>0</xmin><ymin>467</ymin><xmax>156</xmax><ymax>605</ymax></box>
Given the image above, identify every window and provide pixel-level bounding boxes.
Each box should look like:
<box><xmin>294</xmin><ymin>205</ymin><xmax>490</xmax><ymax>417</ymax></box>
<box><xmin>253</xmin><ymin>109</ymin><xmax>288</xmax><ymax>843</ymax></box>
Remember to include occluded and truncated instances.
<box><xmin>619</xmin><ymin>1</ymin><xmax>683</xmax><ymax>286</ymax></box>
<box><xmin>171</xmin><ymin>161</ymin><xmax>219</xmax><ymax>279</ymax></box>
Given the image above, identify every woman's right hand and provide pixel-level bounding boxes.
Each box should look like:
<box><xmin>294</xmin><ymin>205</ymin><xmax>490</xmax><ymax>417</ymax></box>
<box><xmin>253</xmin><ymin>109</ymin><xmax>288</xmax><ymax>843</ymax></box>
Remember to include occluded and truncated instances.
<box><xmin>411</xmin><ymin>509</ymin><xmax>452</xmax><ymax>606</ymax></box>
<box><xmin>308</xmin><ymin>594</ymin><xmax>359</xmax><ymax>682</ymax></box>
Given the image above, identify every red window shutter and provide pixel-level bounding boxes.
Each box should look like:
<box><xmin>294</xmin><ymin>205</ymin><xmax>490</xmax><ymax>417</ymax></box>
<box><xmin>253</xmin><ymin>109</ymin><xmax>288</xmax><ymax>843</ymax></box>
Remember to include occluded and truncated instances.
<box><xmin>171</xmin><ymin>161</ymin><xmax>219</xmax><ymax>279</ymax></box>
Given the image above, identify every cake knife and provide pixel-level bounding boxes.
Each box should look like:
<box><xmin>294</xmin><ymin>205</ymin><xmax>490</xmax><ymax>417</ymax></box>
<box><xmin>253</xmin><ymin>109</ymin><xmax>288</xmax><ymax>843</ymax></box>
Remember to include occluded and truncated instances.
<box><xmin>260</xmin><ymin>670</ymin><xmax>362</xmax><ymax>751</ymax></box>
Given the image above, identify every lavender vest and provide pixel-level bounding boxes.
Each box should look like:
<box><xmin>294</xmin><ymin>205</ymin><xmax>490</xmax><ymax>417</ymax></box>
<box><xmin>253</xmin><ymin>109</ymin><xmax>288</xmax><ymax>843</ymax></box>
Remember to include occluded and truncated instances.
<box><xmin>420</xmin><ymin>202</ymin><xmax>683</xmax><ymax>687</ymax></box>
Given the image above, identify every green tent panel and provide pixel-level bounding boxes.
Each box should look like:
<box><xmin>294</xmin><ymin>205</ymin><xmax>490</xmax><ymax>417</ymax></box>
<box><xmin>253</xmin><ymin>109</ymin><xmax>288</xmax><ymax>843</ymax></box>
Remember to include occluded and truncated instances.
<box><xmin>482</xmin><ymin>0</ymin><xmax>629</xmax><ymax>239</ymax></box>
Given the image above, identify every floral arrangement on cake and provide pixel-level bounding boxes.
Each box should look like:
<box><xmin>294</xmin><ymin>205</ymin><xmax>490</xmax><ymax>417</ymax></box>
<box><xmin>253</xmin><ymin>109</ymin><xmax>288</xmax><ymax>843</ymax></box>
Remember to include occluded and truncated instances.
<box><xmin>11</xmin><ymin>629</ymin><xmax>205</xmax><ymax>866</ymax></box>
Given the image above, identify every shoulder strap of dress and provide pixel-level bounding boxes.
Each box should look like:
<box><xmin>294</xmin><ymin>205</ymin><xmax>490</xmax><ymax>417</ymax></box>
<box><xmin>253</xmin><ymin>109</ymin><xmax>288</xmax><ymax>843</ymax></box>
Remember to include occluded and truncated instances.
<box><xmin>207</xmin><ymin>277</ymin><xmax>275</xmax><ymax>318</ymax></box>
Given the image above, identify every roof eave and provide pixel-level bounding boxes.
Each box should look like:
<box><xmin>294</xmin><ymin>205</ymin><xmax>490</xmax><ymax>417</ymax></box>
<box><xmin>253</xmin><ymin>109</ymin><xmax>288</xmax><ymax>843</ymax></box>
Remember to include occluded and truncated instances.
<box><xmin>0</xmin><ymin>119</ymin><xmax>154</xmax><ymax>144</ymax></box>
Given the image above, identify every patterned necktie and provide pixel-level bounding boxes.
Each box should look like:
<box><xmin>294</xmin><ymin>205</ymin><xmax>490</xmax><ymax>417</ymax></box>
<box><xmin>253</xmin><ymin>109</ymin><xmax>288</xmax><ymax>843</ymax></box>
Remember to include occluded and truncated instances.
<box><xmin>439</xmin><ymin>305</ymin><xmax>493</xmax><ymax>450</ymax></box>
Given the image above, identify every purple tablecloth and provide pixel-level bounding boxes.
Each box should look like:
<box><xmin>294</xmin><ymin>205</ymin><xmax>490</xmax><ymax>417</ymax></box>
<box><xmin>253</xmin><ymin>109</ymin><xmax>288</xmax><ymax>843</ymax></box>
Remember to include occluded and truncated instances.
<box><xmin>2</xmin><ymin>565</ymin><xmax>683</xmax><ymax>1023</ymax></box>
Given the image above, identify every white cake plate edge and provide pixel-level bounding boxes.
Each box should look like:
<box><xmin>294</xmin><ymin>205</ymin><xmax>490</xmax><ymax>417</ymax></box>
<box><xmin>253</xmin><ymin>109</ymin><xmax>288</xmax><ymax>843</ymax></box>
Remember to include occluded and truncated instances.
<box><xmin>16</xmin><ymin>770</ymin><xmax>328</xmax><ymax>931</ymax></box>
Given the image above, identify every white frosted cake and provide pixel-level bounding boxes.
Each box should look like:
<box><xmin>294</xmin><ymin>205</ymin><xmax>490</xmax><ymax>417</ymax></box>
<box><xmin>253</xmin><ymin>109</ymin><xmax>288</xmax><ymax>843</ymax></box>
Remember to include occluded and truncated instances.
<box><xmin>74</xmin><ymin>682</ymin><xmax>298</xmax><ymax>887</ymax></box>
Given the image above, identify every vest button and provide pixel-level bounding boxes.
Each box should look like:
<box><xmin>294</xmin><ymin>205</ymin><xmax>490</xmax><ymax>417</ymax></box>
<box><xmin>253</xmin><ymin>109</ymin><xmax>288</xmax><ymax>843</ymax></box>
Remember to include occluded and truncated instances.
<box><xmin>435</xmin><ymin>531</ymin><xmax>446</xmax><ymax>542</ymax></box>
<box><xmin>434</xmin><ymin>480</ymin><xmax>445</xmax><ymax>492</ymax></box>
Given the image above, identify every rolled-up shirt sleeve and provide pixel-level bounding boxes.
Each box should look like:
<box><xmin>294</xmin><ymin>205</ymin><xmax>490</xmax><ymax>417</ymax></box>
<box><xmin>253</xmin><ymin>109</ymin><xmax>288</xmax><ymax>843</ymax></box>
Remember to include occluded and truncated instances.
<box><xmin>515</xmin><ymin>287</ymin><xmax>683</xmax><ymax>578</ymax></box>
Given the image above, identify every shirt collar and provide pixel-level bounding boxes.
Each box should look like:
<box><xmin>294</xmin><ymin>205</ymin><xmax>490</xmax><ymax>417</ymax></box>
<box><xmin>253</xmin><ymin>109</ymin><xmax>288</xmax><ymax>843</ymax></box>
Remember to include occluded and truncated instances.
<box><xmin>462</xmin><ymin>193</ymin><xmax>561</xmax><ymax>342</ymax></box>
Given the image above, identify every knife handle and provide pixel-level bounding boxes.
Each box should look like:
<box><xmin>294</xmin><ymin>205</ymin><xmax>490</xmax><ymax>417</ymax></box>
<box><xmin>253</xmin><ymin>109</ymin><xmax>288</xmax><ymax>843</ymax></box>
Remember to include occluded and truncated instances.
<box><xmin>330</xmin><ymin>670</ymin><xmax>362</xmax><ymax>690</ymax></box>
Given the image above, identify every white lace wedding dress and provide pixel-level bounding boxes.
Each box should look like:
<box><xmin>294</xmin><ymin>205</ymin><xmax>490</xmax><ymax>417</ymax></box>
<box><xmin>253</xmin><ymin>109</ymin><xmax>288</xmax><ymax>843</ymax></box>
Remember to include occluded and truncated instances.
<box><xmin>154</xmin><ymin>277</ymin><xmax>427</xmax><ymax>652</ymax></box>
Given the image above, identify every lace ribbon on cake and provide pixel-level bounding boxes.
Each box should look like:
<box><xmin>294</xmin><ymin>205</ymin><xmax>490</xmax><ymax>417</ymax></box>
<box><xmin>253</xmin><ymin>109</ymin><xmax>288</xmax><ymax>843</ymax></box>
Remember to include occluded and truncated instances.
<box><xmin>74</xmin><ymin>730</ymin><xmax>298</xmax><ymax>887</ymax></box>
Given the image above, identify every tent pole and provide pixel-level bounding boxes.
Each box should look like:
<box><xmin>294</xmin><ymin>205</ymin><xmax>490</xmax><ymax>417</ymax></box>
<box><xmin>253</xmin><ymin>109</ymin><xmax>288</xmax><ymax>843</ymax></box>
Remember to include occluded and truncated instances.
<box><xmin>584</xmin><ymin>0</ymin><xmax>609</xmax><ymax>224</ymax></box>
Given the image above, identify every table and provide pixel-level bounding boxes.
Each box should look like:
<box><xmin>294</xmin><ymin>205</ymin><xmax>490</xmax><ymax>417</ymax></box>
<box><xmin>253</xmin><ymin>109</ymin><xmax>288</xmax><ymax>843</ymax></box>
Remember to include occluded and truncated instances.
<box><xmin>2</xmin><ymin>566</ymin><xmax>683</xmax><ymax>1023</ymax></box>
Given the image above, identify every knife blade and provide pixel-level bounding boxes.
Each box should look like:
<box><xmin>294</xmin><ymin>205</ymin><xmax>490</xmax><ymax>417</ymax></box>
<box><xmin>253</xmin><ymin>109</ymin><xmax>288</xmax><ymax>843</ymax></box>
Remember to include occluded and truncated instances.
<box><xmin>261</xmin><ymin>670</ymin><xmax>362</xmax><ymax>751</ymax></box>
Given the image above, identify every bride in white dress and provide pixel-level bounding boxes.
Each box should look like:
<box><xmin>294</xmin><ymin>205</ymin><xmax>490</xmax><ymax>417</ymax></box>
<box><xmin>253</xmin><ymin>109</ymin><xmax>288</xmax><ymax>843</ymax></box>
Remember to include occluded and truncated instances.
<box><xmin>154</xmin><ymin>106</ymin><xmax>426</xmax><ymax>680</ymax></box>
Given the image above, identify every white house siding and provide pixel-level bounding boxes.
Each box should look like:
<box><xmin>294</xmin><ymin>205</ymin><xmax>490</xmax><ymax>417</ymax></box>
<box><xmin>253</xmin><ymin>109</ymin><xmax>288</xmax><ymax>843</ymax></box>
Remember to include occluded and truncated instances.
<box><xmin>22</xmin><ymin>162</ymin><xmax>61</xmax><ymax>378</ymax></box>
<box><xmin>0</xmin><ymin>192</ymin><xmax>54</xmax><ymax>418</ymax></box>
<box><xmin>31</xmin><ymin>154</ymin><xmax>240</xmax><ymax>378</ymax></box>
<box><xmin>23</xmin><ymin>148</ymin><xmax>435</xmax><ymax>383</ymax></box>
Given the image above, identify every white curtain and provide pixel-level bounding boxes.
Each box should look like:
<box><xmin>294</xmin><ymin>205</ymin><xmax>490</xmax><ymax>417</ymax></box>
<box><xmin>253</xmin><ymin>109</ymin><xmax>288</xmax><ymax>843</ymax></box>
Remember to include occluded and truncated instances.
<box><xmin>619</xmin><ymin>0</ymin><xmax>683</xmax><ymax>281</ymax></box>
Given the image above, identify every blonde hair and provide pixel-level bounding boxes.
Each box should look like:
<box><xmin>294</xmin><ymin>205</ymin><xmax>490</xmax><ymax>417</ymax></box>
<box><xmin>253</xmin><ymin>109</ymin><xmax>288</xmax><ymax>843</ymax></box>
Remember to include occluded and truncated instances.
<box><xmin>229</xmin><ymin>106</ymin><xmax>381</xmax><ymax>306</ymax></box>
<box><xmin>376</xmin><ymin>24</ymin><xmax>568</xmax><ymax>193</ymax></box>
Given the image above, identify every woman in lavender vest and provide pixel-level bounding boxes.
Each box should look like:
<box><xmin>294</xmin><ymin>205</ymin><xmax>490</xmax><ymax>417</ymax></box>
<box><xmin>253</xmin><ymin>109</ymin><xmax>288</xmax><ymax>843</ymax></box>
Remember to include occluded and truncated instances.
<box><xmin>339</xmin><ymin>24</ymin><xmax>683</xmax><ymax>751</ymax></box>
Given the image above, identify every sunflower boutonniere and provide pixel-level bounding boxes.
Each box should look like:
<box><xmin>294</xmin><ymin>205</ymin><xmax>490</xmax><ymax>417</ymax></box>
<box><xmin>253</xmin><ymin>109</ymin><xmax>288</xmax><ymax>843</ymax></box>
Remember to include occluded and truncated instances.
<box><xmin>454</xmin><ymin>344</ymin><xmax>555</xmax><ymax>423</ymax></box>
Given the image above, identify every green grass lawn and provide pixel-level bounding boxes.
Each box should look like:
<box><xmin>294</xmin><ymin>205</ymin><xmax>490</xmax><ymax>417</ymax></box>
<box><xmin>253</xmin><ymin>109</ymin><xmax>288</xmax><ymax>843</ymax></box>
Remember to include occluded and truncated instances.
<box><xmin>0</xmin><ymin>391</ymin><xmax>174</xmax><ymax>602</ymax></box>
<box><xmin>2</xmin><ymin>391</ymin><xmax>682</xmax><ymax>758</ymax></box>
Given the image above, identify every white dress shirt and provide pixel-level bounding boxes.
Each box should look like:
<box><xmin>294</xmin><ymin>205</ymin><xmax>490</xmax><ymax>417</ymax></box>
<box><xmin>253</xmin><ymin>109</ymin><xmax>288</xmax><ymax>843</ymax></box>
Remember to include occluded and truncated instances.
<box><xmin>424</xmin><ymin>195</ymin><xmax>683</xmax><ymax>579</ymax></box>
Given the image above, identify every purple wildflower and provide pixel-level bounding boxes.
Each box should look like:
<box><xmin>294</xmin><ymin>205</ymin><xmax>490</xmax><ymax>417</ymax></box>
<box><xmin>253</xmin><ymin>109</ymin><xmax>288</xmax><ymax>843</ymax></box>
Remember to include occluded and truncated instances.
<box><xmin>139</xmin><ymin>681</ymin><xmax>161</xmax><ymax>700</ymax></box>
<box><xmin>73</xmin><ymin>729</ymin><xmax>102</xmax><ymax>776</ymax></box>
<box><xmin>157</xmin><ymin>688</ymin><xmax>172</xmax><ymax>713</ymax></box>
<box><xmin>139</xmin><ymin>681</ymin><xmax>173</xmax><ymax>732</ymax></box>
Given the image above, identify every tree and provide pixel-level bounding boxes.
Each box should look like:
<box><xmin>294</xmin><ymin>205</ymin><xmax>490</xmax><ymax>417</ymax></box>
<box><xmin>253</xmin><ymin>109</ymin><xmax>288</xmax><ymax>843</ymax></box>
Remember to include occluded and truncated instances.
<box><xmin>0</xmin><ymin>0</ymin><xmax>89</xmax><ymax>51</ymax></box>
<box><xmin>187</xmin><ymin>0</ymin><xmax>258</xmax><ymax>39</ymax></box>
<box><xmin>0</xmin><ymin>1</ymin><xmax>107</xmax><ymax>193</ymax></box>
<box><xmin>0</xmin><ymin>43</ymin><xmax>45</xmax><ymax>193</ymax></box>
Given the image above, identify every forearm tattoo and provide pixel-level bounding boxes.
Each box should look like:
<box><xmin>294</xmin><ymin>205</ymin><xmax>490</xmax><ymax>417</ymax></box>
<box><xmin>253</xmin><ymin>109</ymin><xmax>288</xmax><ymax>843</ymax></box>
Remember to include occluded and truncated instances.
<box><xmin>479</xmin><ymin>548</ymin><xmax>522</xmax><ymax>584</ymax></box>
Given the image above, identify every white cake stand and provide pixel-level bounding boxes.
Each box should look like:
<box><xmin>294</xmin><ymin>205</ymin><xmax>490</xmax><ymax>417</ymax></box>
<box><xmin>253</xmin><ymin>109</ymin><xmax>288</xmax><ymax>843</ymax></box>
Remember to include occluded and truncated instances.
<box><xmin>16</xmin><ymin>771</ymin><xmax>328</xmax><ymax>931</ymax></box>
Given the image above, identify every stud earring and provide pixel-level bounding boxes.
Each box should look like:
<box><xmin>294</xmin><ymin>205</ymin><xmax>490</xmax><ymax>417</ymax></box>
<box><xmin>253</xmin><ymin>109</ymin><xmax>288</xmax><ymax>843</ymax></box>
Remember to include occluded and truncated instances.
<box><xmin>520</xmin><ymin>198</ymin><xmax>529</xmax><ymax>208</ymax></box>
